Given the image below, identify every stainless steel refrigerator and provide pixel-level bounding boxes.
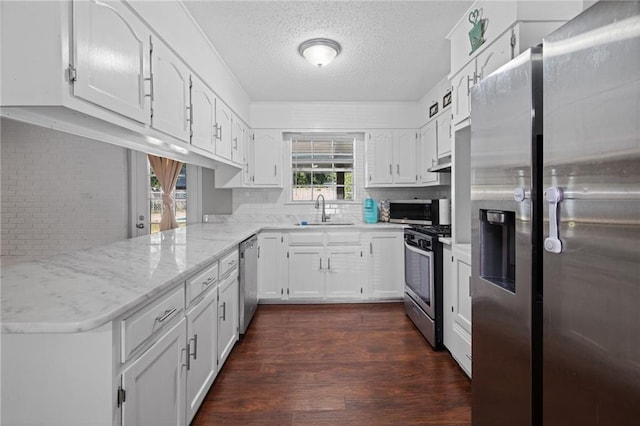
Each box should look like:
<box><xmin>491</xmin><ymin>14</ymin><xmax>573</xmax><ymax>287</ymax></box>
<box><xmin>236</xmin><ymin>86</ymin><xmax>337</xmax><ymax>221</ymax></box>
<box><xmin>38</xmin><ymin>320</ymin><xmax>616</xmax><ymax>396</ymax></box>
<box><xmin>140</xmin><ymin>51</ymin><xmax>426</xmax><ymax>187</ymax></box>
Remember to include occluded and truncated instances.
<box><xmin>470</xmin><ymin>2</ymin><xmax>640</xmax><ymax>425</ymax></box>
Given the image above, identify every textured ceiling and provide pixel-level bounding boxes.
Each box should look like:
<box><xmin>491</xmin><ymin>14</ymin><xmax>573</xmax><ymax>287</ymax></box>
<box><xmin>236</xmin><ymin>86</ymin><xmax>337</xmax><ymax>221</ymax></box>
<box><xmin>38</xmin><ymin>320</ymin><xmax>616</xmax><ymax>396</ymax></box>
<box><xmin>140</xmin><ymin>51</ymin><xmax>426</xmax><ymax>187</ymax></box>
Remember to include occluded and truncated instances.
<box><xmin>183</xmin><ymin>1</ymin><xmax>473</xmax><ymax>102</ymax></box>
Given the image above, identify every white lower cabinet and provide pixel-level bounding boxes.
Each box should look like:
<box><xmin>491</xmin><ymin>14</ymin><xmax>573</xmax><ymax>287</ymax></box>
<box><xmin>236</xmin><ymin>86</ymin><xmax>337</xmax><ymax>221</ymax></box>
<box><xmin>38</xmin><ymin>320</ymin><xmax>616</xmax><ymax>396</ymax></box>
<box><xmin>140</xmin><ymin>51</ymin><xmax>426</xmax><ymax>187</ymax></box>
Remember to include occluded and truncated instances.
<box><xmin>443</xmin><ymin>244</ymin><xmax>472</xmax><ymax>377</ymax></box>
<box><xmin>257</xmin><ymin>232</ymin><xmax>289</xmax><ymax>300</ymax></box>
<box><xmin>185</xmin><ymin>288</ymin><xmax>218</xmax><ymax>424</ymax></box>
<box><xmin>217</xmin><ymin>271</ymin><xmax>239</xmax><ymax>367</ymax></box>
<box><xmin>122</xmin><ymin>317</ymin><xmax>187</xmax><ymax>426</ymax></box>
<box><xmin>325</xmin><ymin>246</ymin><xmax>364</xmax><ymax>299</ymax></box>
<box><xmin>368</xmin><ymin>232</ymin><xmax>404</xmax><ymax>299</ymax></box>
<box><xmin>288</xmin><ymin>245</ymin><xmax>325</xmax><ymax>299</ymax></box>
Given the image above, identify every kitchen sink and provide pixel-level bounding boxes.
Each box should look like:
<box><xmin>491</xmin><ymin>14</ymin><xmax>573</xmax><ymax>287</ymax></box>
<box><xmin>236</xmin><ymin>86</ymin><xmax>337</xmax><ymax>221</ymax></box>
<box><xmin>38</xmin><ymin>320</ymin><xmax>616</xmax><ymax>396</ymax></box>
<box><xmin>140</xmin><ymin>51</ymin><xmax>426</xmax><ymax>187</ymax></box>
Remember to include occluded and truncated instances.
<box><xmin>294</xmin><ymin>221</ymin><xmax>355</xmax><ymax>226</ymax></box>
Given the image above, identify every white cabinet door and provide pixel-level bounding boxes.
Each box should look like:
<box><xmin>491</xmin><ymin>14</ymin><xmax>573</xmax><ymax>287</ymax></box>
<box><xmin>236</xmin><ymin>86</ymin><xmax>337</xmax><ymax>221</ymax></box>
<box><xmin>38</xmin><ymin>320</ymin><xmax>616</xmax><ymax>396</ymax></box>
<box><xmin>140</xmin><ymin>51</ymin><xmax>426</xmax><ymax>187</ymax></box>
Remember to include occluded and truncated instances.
<box><xmin>72</xmin><ymin>0</ymin><xmax>150</xmax><ymax>123</ymax></box>
<box><xmin>393</xmin><ymin>130</ymin><xmax>418</xmax><ymax>184</ymax></box>
<box><xmin>242</xmin><ymin>129</ymin><xmax>254</xmax><ymax>186</ymax></box>
<box><xmin>366</xmin><ymin>131</ymin><xmax>394</xmax><ymax>185</ymax></box>
<box><xmin>442</xmin><ymin>245</ymin><xmax>454</xmax><ymax>350</ymax></box>
<box><xmin>190</xmin><ymin>76</ymin><xmax>215</xmax><ymax>153</ymax></box>
<box><xmin>185</xmin><ymin>289</ymin><xmax>217</xmax><ymax>425</ymax></box>
<box><xmin>477</xmin><ymin>29</ymin><xmax>515</xmax><ymax>83</ymax></box>
<box><xmin>420</xmin><ymin>121</ymin><xmax>438</xmax><ymax>184</ymax></box>
<box><xmin>325</xmin><ymin>246</ymin><xmax>363</xmax><ymax>299</ymax></box>
<box><xmin>369</xmin><ymin>233</ymin><xmax>404</xmax><ymax>298</ymax></box>
<box><xmin>252</xmin><ymin>130</ymin><xmax>281</xmax><ymax>186</ymax></box>
<box><xmin>217</xmin><ymin>273</ymin><xmax>238</xmax><ymax>368</ymax></box>
<box><xmin>437</xmin><ymin>114</ymin><xmax>452</xmax><ymax>158</ymax></box>
<box><xmin>215</xmin><ymin>101</ymin><xmax>233</xmax><ymax>160</ymax></box>
<box><xmin>258</xmin><ymin>233</ymin><xmax>284</xmax><ymax>300</ymax></box>
<box><xmin>231</xmin><ymin>116</ymin><xmax>244</xmax><ymax>165</ymax></box>
<box><xmin>450</xmin><ymin>252</ymin><xmax>472</xmax><ymax>377</ymax></box>
<box><xmin>451</xmin><ymin>60</ymin><xmax>476</xmax><ymax>127</ymax></box>
<box><xmin>288</xmin><ymin>246</ymin><xmax>324</xmax><ymax>299</ymax></box>
<box><xmin>151</xmin><ymin>37</ymin><xmax>190</xmax><ymax>141</ymax></box>
<box><xmin>122</xmin><ymin>318</ymin><xmax>186</xmax><ymax>426</ymax></box>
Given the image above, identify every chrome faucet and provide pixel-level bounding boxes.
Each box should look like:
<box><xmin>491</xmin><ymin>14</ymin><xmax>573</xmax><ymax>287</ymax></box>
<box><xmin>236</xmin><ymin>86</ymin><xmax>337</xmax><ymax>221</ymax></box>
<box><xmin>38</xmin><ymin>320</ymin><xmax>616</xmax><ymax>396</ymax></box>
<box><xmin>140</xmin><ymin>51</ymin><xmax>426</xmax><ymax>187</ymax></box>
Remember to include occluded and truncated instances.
<box><xmin>315</xmin><ymin>194</ymin><xmax>328</xmax><ymax>222</ymax></box>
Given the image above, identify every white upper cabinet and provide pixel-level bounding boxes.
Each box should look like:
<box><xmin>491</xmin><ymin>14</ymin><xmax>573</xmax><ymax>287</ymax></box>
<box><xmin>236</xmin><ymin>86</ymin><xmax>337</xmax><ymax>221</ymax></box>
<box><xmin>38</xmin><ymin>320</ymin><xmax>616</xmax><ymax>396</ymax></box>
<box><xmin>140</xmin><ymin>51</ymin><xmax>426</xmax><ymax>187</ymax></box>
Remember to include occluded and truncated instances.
<box><xmin>72</xmin><ymin>0</ymin><xmax>150</xmax><ymax>123</ymax></box>
<box><xmin>366</xmin><ymin>130</ymin><xmax>419</xmax><ymax>187</ymax></box>
<box><xmin>215</xmin><ymin>101</ymin><xmax>233</xmax><ymax>161</ymax></box>
<box><xmin>420</xmin><ymin>120</ymin><xmax>439</xmax><ymax>184</ymax></box>
<box><xmin>437</xmin><ymin>113</ymin><xmax>452</xmax><ymax>158</ymax></box>
<box><xmin>252</xmin><ymin>130</ymin><xmax>282</xmax><ymax>186</ymax></box>
<box><xmin>231</xmin><ymin>115</ymin><xmax>245</xmax><ymax>165</ymax></box>
<box><xmin>189</xmin><ymin>75</ymin><xmax>215</xmax><ymax>153</ymax></box>
<box><xmin>366</xmin><ymin>131</ymin><xmax>394</xmax><ymax>185</ymax></box>
<box><xmin>150</xmin><ymin>37</ymin><xmax>190</xmax><ymax>142</ymax></box>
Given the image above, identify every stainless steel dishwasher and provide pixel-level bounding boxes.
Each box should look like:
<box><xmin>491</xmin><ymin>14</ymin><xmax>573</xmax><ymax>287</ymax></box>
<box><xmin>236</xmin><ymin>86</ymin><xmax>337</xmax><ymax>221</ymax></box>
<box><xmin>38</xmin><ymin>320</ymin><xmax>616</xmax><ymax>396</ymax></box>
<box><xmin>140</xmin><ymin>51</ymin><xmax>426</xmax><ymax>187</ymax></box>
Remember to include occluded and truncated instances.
<box><xmin>239</xmin><ymin>234</ymin><xmax>258</xmax><ymax>335</ymax></box>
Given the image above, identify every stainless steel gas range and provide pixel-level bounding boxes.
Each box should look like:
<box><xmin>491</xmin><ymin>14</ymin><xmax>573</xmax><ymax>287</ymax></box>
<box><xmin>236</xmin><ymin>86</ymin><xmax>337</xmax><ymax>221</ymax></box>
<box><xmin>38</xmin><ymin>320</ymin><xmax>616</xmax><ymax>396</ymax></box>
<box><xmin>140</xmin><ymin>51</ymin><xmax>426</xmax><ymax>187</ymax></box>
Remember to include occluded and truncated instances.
<box><xmin>403</xmin><ymin>225</ymin><xmax>450</xmax><ymax>350</ymax></box>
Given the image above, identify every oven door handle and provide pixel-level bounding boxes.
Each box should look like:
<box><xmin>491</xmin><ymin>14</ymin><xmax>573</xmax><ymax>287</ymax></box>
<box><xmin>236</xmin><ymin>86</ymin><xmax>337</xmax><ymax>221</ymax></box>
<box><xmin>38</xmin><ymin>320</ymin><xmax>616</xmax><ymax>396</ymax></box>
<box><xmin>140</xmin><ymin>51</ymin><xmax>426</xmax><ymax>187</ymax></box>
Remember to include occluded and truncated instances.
<box><xmin>404</xmin><ymin>241</ymin><xmax>432</xmax><ymax>257</ymax></box>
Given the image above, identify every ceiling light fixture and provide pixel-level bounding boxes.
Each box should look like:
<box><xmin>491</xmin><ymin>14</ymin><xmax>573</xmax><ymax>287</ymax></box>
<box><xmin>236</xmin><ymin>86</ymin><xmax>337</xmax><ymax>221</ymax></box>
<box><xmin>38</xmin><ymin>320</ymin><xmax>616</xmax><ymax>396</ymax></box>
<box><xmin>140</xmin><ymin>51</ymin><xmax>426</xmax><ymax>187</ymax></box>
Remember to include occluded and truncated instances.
<box><xmin>298</xmin><ymin>38</ymin><xmax>341</xmax><ymax>68</ymax></box>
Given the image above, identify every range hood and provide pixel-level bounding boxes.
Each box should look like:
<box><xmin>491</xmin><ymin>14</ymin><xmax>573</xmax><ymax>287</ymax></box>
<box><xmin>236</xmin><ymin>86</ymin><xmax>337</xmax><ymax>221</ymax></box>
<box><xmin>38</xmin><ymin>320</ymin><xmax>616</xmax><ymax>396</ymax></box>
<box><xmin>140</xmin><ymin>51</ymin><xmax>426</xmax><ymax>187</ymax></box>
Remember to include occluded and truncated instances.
<box><xmin>428</xmin><ymin>156</ymin><xmax>452</xmax><ymax>173</ymax></box>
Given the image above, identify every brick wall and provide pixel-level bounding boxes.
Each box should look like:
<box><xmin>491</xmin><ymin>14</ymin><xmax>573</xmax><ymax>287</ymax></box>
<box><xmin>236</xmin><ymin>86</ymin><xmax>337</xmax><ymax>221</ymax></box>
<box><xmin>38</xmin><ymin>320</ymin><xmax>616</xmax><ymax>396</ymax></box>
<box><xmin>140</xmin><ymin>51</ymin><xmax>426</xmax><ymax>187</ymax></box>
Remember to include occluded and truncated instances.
<box><xmin>1</xmin><ymin>119</ymin><xmax>129</xmax><ymax>264</ymax></box>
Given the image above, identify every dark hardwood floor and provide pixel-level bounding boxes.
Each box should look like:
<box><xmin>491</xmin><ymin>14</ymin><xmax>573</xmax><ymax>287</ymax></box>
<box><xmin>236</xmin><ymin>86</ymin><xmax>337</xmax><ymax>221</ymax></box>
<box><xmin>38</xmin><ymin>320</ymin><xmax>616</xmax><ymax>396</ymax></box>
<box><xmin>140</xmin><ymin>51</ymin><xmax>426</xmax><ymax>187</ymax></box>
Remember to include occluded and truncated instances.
<box><xmin>192</xmin><ymin>303</ymin><xmax>471</xmax><ymax>425</ymax></box>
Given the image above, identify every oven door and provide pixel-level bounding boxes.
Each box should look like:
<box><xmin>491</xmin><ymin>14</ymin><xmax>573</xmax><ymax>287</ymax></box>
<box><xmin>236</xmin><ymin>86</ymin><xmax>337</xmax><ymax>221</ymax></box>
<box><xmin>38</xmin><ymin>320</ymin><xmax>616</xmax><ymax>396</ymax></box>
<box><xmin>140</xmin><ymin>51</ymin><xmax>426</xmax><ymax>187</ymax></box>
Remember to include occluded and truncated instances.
<box><xmin>404</xmin><ymin>241</ymin><xmax>435</xmax><ymax>319</ymax></box>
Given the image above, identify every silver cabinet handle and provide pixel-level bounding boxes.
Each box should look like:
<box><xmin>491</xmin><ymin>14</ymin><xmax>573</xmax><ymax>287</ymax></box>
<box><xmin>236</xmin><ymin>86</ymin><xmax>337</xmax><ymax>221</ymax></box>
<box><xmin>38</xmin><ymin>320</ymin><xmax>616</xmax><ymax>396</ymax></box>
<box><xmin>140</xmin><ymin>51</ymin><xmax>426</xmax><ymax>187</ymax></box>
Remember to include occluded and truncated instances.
<box><xmin>233</xmin><ymin>136</ymin><xmax>238</xmax><ymax>149</ymax></box>
<box><xmin>220</xmin><ymin>301</ymin><xmax>226</xmax><ymax>321</ymax></box>
<box><xmin>202</xmin><ymin>276</ymin><xmax>216</xmax><ymax>287</ymax></box>
<box><xmin>389</xmin><ymin>164</ymin><xmax>393</xmax><ymax>175</ymax></box>
<box><xmin>190</xmin><ymin>334</ymin><xmax>198</xmax><ymax>360</ymax></box>
<box><xmin>319</xmin><ymin>258</ymin><xmax>323</xmax><ymax>270</ymax></box>
<box><xmin>545</xmin><ymin>186</ymin><xmax>564</xmax><ymax>253</ymax></box>
<box><xmin>155</xmin><ymin>307</ymin><xmax>176</xmax><ymax>323</ymax></box>
<box><xmin>327</xmin><ymin>258</ymin><xmax>331</xmax><ymax>270</ymax></box>
<box><xmin>274</xmin><ymin>164</ymin><xmax>277</xmax><ymax>176</ymax></box>
<box><xmin>370</xmin><ymin>242</ymin><xmax>373</xmax><ymax>255</ymax></box>
<box><xmin>396</xmin><ymin>164</ymin><xmax>400</xmax><ymax>174</ymax></box>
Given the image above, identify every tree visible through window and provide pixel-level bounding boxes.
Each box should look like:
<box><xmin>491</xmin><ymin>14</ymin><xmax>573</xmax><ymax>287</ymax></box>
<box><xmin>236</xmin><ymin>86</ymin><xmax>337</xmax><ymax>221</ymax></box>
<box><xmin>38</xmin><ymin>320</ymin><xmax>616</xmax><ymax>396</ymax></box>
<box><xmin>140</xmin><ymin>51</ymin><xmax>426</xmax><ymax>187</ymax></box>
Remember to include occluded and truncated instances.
<box><xmin>150</xmin><ymin>163</ymin><xmax>187</xmax><ymax>234</ymax></box>
<box><xmin>291</xmin><ymin>134</ymin><xmax>356</xmax><ymax>201</ymax></box>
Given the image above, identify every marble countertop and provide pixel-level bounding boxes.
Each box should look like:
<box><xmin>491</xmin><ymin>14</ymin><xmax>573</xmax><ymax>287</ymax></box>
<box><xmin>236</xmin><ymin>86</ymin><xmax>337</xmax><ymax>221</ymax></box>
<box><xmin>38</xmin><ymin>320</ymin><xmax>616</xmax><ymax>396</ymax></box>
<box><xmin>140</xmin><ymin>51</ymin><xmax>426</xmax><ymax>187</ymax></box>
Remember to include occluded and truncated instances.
<box><xmin>1</xmin><ymin>221</ymin><xmax>404</xmax><ymax>334</ymax></box>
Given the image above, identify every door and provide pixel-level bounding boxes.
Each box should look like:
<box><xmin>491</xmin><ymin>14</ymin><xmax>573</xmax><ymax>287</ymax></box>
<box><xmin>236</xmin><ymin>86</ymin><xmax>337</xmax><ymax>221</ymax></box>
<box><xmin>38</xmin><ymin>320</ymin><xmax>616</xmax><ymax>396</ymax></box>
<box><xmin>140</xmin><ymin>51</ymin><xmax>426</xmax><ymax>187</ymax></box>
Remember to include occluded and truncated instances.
<box><xmin>190</xmin><ymin>76</ymin><xmax>215</xmax><ymax>153</ymax></box>
<box><xmin>151</xmin><ymin>37</ymin><xmax>190</xmax><ymax>141</ymax></box>
<box><xmin>257</xmin><ymin>233</ymin><xmax>281</xmax><ymax>299</ymax></box>
<box><xmin>437</xmin><ymin>114</ymin><xmax>452</xmax><ymax>158</ymax></box>
<box><xmin>366</xmin><ymin>131</ymin><xmax>394</xmax><ymax>185</ymax></box>
<box><xmin>122</xmin><ymin>318</ymin><xmax>186</xmax><ymax>426</ymax></box>
<box><xmin>231</xmin><ymin>116</ymin><xmax>244</xmax><ymax>165</ymax></box>
<box><xmin>393</xmin><ymin>130</ymin><xmax>418</xmax><ymax>184</ymax></box>
<box><xmin>288</xmin><ymin>246</ymin><xmax>324</xmax><ymax>299</ymax></box>
<box><xmin>253</xmin><ymin>130</ymin><xmax>281</xmax><ymax>186</ymax></box>
<box><xmin>186</xmin><ymin>289</ymin><xmax>217</xmax><ymax>424</ymax></box>
<box><xmin>542</xmin><ymin>4</ymin><xmax>640</xmax><ymax>425</ymax></box>
<box><xmin>370</xmin><ymin>233</ymin><xmax>403</xmax><ymax>298</ymax></box>
<box><xmin>217</xmin><ymin>273</ymin><xmax>238</xmax><ymax>367</ymax></box>
<box><xmin>451</xmin><ymin>60</ymin><xmax>476</xmax><ymax>126</ymax></box>
<box><xmin>215</xmin><ymin>101</ymin><xmax>233</xmax><ymax>160</ymax></box>
<box><xmin>72</xmin><ymin>0</ymin><xmax>150</xmax><ymax>123</ymax></box>
<box><xmin>452</xmin><ymin>254</ymin><xmax>472</xmax><ymax>375</ymax></box>
<box><xmin>325</xmin><ymin>246</ymin><xmax>363</xmax><ymax>299</ymax></box>
<box><xmin>470</xmin><ymin>48</ymin><xmax>540</xmax><ymax>426</ymax></box>
<box><xmin>420</xmin><ymin>121</ymin><xmax>438</xmax><ymax>184</ymax></box>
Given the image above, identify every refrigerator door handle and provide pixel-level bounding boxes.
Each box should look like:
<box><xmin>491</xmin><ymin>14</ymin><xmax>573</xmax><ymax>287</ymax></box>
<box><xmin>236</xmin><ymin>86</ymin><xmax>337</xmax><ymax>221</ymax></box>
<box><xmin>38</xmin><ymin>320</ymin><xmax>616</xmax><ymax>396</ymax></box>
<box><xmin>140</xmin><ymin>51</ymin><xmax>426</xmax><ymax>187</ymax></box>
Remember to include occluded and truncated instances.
<box><xmin>544</xmin><ymin>187</ymin><xmax>564</xmax><ymax>253</ymax></box>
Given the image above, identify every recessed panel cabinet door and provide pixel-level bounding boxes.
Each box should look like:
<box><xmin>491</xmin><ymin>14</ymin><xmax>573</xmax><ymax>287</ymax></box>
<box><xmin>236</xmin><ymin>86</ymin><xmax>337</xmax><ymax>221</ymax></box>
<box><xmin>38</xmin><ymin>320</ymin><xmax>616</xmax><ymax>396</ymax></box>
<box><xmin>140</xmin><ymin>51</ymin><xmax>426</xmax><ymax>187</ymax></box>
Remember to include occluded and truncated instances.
<box><xmin>366</xmin><ymin>131</ymin><xmax>394</xmax><ymax>185</ymax></box>
<box><xmin>437</xmin><ymin>114</ymin><xmax>452</xmax><ymax>158</ymax></box>
<box><xmin>217</xmin><ymin>273</ymin><xmax>238</xmax><ymax>368</ymax></box>
<box><xmin>452</xmin><ymin>60</ymin><xmax>476</xmax><ymax>126</ymax></box>
<box><xmin>393</xmin><ymin>130</ymin><xmax>418</xmax><ymax>184</ymax></box>
<box><xmin>122</xmin><ymin>318</ymin><xmax>186</xmax><ymax>426</ymax></box>
<box><xmin>151</xmin><ymin>38</ymin><xmax>190</xmax><ymax>142</ymax></box>
<box><xmin>190</xmin><ymin>76</ymin><xmax>215</xmax><ymax>153</ymax></box>
<box><xmin>186</xmin><ymin>289</ymin><xmax>217</xmax><ymax>424</ymax></box>
<box><xmin>215</xmin><ymin>102</ymin><xmax>233</xmax><ymax>160</ymax></box>
<box><xmin>253</xmin><ymin>130</ymin><xmax>281</xmax><ymax>186</ymax></box>
<box><xmin>73</xmin><ymin>0</ymin><xmax>150</xmax><ymax>123</ymax></box>
<box><xmin>288</xmin><ymin>247</ymin><xmax>324</xmax><ymax>299</ymax></box>
<box><xmin>370</xmin><ymin>233</ymin><xmax>403</xmax><ymax>298</ymax></box>
<box><xmin>231</xmin><ymin>117</ymin><xmax>244</xmax><ymax>165</ymax></box>
<box><xmin>325</xmin><ymin>247</ymin><xmax>363</xmax><ymax>299</ymax></box>
<box><xmin>420</xmin><ymin>121</ymin><xmax>438</xmax><ymax>184</ymax></box>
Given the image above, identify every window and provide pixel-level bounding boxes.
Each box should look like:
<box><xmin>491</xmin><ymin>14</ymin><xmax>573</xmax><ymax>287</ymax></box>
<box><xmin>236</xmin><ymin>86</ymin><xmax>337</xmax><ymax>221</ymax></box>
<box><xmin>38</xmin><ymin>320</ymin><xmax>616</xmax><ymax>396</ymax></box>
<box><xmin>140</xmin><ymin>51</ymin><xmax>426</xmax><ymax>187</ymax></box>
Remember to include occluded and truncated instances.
<box><xmin>290</xmin><ymin>133</ymin><xmax>356</xmax><ymax>201</ymax></box>
<box><xmin>149</xmin><ymin>163</ymin><xmax>187</xmax><ymax>234</ymax></box>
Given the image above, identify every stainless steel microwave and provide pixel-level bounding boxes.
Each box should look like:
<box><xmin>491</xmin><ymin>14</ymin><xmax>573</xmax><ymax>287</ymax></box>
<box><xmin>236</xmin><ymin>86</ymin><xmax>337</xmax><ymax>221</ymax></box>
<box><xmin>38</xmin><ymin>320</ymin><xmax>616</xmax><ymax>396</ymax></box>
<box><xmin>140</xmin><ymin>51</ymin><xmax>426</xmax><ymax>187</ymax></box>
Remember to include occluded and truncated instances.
<box><xmin>388</xmin><ymin>199</ymin><xmax>450</xmax><ymax>225</ymax></box>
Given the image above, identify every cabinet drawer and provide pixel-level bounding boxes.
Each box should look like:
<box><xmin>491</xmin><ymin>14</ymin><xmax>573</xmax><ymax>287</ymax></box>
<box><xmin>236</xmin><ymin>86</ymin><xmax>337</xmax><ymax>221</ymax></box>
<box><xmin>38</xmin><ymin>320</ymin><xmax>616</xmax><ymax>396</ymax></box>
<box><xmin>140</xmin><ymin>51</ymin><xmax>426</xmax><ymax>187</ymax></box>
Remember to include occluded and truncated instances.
<box><xmin>219</xmin><ymin>249</ymin><xmax>239</xmax><ymax>278</ymax></box>
<box><xmin>121</xmin><ymin>286</ymin><xmax>184</xmax><ymax>362</ymax></box>
<box><xmin>186</xmin><ymin>261</ymin><xmax>219</xmax><ymax>306</ymax></box>
<box><xmin>288</xmin><ymin>232</ymin><xmax>324</xmax><ymax>246</ymax></box>
<box><xmin>325</xmin><ymin>232</ymin><xmax>360</xmax><ymax>245</ymax></box>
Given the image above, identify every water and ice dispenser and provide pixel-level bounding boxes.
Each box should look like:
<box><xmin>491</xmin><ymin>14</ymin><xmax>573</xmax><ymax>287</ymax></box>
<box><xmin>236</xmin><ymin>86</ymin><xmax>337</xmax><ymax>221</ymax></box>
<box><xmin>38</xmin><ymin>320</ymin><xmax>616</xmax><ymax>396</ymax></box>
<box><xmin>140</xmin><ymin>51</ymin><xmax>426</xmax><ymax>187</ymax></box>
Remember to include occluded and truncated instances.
<box><xmin>479</xmin><ymin>210</ymin><xmax>516</xmax><ymax>293</ymax></box>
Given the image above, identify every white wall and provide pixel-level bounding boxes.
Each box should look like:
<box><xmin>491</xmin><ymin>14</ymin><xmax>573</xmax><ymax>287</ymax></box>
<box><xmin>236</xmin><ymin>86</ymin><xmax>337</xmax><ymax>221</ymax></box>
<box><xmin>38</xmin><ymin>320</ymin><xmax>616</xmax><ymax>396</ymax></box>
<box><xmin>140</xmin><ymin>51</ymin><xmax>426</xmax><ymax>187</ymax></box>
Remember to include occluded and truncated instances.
<box><xmin>417</xmin><ymin>76</ymin><xmax>452</xmax><ymax>128</ymax></box>
<box><xmin>1</xmin><ymin>119</ymin><xmax>129</xmax><ymax>264</ymax></box>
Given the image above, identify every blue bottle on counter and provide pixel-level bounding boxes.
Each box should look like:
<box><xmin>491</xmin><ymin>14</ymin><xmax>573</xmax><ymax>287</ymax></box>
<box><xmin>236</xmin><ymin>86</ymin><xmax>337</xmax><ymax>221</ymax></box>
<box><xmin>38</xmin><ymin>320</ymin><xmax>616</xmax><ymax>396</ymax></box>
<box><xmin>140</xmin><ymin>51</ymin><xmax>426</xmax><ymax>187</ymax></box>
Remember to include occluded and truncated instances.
<box><xmin>363</xmin><ymin>198</ymin><xmax>378</xmax><ymax>223</ymax></box>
